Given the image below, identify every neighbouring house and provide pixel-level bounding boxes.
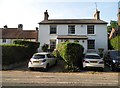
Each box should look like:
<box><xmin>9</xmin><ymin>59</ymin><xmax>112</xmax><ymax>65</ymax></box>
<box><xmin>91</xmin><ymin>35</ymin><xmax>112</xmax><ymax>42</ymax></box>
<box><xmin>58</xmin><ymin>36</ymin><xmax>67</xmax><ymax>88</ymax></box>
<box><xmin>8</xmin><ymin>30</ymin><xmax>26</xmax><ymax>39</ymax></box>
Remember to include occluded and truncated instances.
<box><xmin>38</xmin><ymin>10</ymin><xmax>108</xmax><ymax>53</ymax></box>
<box><xmin>0</xmin><ymin>24</ymin><xmax>38</xmax><ymax>44</ymax></box>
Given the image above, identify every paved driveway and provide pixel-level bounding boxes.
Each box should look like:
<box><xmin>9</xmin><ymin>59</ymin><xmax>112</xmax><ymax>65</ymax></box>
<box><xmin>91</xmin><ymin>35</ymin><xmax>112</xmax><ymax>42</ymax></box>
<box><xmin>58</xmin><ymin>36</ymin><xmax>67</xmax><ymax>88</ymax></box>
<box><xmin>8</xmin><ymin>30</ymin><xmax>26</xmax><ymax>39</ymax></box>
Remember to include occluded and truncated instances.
<box><xmin>10</xmin><ymin>59</ymin><xmax>114</xmax><ymax>72</ymax></box>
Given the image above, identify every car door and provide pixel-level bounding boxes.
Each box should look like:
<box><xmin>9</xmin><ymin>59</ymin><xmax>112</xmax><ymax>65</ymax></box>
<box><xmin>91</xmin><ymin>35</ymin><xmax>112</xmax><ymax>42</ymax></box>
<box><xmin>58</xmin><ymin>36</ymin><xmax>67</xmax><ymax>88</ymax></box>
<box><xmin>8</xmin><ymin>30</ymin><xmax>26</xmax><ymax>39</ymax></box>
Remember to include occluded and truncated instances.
<box><xmin>47</xmin><ymin>54</ymin><xmax>53</xmax><ymax>66</ymax></box>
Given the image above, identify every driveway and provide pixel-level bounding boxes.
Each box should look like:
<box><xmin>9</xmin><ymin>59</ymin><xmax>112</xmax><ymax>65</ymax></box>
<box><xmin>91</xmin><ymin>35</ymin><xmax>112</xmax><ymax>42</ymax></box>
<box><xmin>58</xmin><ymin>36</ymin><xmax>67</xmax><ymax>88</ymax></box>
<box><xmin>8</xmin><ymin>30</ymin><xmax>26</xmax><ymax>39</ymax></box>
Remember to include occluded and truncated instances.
<box><xmin>10</xmin><ymin>59</ymin><xmax>114</xmax><ymax>72</ymax></box>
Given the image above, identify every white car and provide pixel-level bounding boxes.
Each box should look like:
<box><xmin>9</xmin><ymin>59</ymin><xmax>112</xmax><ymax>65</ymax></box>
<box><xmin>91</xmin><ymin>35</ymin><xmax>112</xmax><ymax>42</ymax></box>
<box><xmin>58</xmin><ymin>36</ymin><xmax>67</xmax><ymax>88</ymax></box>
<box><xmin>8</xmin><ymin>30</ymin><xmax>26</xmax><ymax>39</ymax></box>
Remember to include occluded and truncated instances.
<box><xmin>28</xmin><ymin>52</ymin><xmax>57</xmax><ymax>71</ymax></box>
<box><xmin>83</xmin><ymin>52</ymin><xmax>104</xmax><ymax>70</ymax></box>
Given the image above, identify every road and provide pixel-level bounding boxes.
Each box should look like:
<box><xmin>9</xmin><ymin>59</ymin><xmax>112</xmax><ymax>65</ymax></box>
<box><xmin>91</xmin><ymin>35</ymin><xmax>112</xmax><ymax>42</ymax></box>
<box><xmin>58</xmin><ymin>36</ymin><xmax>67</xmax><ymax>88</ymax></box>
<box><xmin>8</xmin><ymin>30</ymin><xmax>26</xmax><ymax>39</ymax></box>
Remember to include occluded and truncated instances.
<box><xmin>1</xmin><ymin>60</ymin><xmax>120</xmax><ymax>87</ymax></box>
<box><xmin>2</xmin><ymin>70</ymin><xmax>119</xmax><ymax>86</ymax></box>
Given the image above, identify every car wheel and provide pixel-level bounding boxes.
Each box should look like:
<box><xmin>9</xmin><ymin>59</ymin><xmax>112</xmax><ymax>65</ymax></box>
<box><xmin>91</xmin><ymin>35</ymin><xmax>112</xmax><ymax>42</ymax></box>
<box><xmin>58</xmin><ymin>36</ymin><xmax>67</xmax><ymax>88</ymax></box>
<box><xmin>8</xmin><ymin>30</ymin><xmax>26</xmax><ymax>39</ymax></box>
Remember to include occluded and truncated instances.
<box><xmin>45</xmin><ymin>64</ymin><xmax>49</xmax><ymax>71</ymax></box>
<box><xmin>100</xmin><ymin>68</ymin><xmax>104</xmax><ymax>72</ymax></box>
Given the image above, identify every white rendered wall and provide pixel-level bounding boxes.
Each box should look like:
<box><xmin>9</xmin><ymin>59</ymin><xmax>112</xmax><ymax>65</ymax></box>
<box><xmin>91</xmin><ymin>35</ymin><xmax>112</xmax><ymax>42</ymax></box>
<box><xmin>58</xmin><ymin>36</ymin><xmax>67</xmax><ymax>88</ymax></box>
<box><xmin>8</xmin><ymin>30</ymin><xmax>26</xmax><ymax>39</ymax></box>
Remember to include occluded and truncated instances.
<box><xmin>39</xmin><ymin>24</ymin><xmax>108</xmax><ymax>52</ymax></box>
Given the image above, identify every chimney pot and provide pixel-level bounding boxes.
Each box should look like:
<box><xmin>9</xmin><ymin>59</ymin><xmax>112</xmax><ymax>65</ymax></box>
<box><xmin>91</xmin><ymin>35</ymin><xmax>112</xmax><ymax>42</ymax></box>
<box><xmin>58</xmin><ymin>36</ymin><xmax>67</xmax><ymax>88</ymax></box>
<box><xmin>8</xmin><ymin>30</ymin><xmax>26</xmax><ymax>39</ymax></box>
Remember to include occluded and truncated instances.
<box><xmin>18</xmin><ymin>24</ymin><xmax>23</xmax><ymax>30</ymax></box>
<box><xmin>4</xmin><ymin>25</ymin><xmax>8</xmax><ymax>29</ymax></box>
<box><xmin>36</xmin><ymin>27</ymin><xmax>38</xmax><ymax>31</ymax></box>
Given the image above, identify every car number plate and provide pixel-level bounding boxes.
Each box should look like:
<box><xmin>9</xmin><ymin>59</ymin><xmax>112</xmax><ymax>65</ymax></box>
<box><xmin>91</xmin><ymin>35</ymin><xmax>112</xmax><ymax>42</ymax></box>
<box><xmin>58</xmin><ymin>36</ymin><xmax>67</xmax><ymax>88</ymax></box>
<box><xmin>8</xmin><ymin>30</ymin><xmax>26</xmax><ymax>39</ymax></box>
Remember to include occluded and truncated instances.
<box><xmin>90</xmin><ymin>61</ymin><xmax>97</xmax><ymax>63</ymax></box>
<box><xmin>33</xmin><ymin>61</ymin><xmax>39</xmax><ymax>63</ymax></box>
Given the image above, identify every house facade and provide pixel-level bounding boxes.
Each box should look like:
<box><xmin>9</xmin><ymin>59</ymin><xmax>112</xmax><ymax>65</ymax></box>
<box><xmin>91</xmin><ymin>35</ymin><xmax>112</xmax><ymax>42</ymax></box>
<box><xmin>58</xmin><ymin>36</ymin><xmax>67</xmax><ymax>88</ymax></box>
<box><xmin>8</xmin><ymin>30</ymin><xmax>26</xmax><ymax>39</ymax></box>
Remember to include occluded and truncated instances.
<box><xmin>38</xmin><ymin>10</ymin><xmax>108</xmax><ymax>53</ymax></box>
<box><xmin>0</xmin><ymin>24</ymin><xmax>38</xmax><ymax>44</ymax></box>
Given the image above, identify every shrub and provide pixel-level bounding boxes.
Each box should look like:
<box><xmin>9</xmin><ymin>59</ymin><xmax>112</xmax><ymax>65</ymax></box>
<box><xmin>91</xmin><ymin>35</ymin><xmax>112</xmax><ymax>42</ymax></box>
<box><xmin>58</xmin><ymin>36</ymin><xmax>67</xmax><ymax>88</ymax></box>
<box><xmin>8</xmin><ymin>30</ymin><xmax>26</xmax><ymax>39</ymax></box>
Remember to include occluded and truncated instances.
<box><xmin>98</xmin><ymin>48</ymin><xmax>104</xmax><ymax>57</ymax></box>
<box><xmin>42</xmin><ymin>44</ymin><xmax>49</xmax><ymax>52</ymax></box>
<box><xmin>54</xmin><ymin>42</ymin><xmax>84</xmax><ymax>72</ymax></box>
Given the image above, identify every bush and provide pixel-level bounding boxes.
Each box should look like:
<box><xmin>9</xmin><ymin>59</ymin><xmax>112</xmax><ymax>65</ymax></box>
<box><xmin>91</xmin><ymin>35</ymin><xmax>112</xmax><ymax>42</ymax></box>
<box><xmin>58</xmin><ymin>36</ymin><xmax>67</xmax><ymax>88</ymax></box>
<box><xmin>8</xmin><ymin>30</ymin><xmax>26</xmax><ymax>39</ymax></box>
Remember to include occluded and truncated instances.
<box><xmin>1</xmin><ymin>44</ymin><xmax>28</xmax><ymax>65</ymax></box>
<box><xmin>54</xmin><ymin>42</ymin><xmax>84</xmax><ymax>72</ymax></box>
<box><xmin>42</xmin><ymin>44</ymin><xmax>49</xmax><ymax>52</ymax></box>
<box><xmin>98</xmin><ymin>48</ymin><xmax>104</xmax><ymax>57</ymax></box>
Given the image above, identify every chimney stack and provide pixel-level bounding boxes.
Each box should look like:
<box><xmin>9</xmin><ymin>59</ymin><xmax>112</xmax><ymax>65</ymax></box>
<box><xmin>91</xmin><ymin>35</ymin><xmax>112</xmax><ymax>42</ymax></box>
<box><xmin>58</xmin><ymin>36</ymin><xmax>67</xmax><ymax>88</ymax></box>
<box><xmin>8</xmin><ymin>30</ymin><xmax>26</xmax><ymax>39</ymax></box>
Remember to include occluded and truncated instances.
<box><xmin>44</xmin><ymin>10</ymin><xmax>49</xmax><ymax>20</ymax></box>
<box><xmin>94</xmin><ymin>9</ymin><xmax>100</xmax><ymax>20</ymax></box>
<box><xmin>18</xmin><ymin>24</ymin><xmax>23</xmax><ymax>30</ymax></box>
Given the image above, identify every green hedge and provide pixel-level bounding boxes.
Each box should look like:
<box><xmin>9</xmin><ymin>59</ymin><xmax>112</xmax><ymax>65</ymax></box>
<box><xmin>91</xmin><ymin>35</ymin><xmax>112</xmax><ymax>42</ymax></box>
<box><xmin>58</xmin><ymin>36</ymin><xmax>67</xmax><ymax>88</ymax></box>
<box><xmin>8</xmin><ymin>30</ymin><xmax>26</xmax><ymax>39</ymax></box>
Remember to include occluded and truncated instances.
<box><xmin>110</xmin><ymin>36</ymin><xmax>120</xmax><ymax>50</ymax></box>
<box><xmin>2</xmin><ymin>40</ymin><xmax>40</xmax><ymax>65</ymax></box>
<box><xmin>1</xmin><ymin>44</ymin><xmax>28</xmax><ymax>65</ymax></box>
<box><xmin>53</xmin><ymin>42</ymin><xmax>84</xmax><ymax>72</ymax></box>
<box><xmin>14</xmin><ymin>40</ymin><xmax>40</xmax><ymax>58</ymax></box>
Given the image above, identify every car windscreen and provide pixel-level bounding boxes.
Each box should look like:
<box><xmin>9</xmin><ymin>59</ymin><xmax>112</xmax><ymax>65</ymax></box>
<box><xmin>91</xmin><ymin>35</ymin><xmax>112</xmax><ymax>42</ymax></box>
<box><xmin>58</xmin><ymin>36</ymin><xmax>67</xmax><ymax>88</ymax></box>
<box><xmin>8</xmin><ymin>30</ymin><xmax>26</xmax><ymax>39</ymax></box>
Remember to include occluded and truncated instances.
<box><xmin>85</xmin><ymin>55</ymin><xmax>101</xmax><ymax>59</ymax></box>
<box><xmin>32</xmin><ymin>54</ymin><xmax>45</xmax><ymax>59</ymax></box>
<box><xmin>110</xmin><ymin>51</ymin><xmax>120</xmax><ymax>60</ymax></box>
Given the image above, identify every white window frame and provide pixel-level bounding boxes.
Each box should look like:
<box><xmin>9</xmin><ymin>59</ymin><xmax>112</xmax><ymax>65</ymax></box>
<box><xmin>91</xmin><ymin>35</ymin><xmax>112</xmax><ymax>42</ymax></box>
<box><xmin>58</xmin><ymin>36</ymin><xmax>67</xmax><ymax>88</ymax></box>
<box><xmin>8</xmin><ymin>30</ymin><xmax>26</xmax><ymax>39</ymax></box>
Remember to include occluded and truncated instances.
<box><xmin>87</xmin><ymin>25</ymin><xmax>95</xmax><ymax>35</ymax></box>
<box><xmin>50</xmin><ymin>25</ymin><xmax>57</xmax><ymax>34</ymax></box>
<box><xmin>68</xmin><ymin>25</ymin><xmax>75</xmax><ymax>35</ymax></box>
<box><xmin>87</xmin><ymin>40</ymin><xmax>95</xmax><ymax>49</ymax></box>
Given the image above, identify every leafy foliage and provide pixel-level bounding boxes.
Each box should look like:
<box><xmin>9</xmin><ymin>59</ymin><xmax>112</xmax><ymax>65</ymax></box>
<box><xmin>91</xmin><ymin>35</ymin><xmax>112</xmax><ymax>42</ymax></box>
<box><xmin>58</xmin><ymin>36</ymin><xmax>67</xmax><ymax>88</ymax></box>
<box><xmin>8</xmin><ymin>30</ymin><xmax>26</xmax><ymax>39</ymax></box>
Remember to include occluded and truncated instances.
<box><xmin>53</xmin><ymin>42</ymin><xmax>84</xmax><ymax>72</ymax></box>
<box><xmin>42</xmin><ymin>44</ymin><xmax>49</xmax><ymax>52</ymax></box>
<box><xmin>14</xmin><ymin>40</ymin><xmax>40</xmax><ymax>57</ymax></box>
<box><xmin>1</xmin><ymin>44</ymin><xmax>28</xmax><ymax>65</ymax></box>
<box><xmin>110</xmin><ymin>21</ymin><xmax>118</xmax><ymax>29</ymax></box>
<box><xmin>2</xmin><ymin>40</ymin><xmax>40</xmax><ymax>65</ymax></box>
<box><xmin>110</xmin><ymin>36</ymin><xmax>120</xmax><ymax>50</ymax></box>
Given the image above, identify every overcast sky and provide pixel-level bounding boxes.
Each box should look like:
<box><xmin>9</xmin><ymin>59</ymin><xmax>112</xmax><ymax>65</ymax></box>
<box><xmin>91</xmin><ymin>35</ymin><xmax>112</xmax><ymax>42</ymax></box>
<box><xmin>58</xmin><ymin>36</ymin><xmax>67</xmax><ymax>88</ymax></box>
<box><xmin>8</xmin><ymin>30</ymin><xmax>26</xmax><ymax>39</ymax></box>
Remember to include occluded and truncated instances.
<box><xmin>0</xmin><ymin>0</ymin><xmax>119</xmax><ymax>30</ymax></box>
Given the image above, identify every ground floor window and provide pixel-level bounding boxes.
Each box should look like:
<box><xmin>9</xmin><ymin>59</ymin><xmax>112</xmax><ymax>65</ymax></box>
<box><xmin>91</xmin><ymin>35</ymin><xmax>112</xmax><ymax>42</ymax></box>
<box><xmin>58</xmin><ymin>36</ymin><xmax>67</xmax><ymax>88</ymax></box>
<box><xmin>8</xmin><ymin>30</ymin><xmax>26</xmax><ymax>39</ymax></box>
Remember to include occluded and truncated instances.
<box><xmin>87</xmin><ymin>40</ymin><xmax>95</xmax><ymax>49</ymax></box>
<box><xmin>50</xmin><ymin>40</ymin><xmax>56</xmax><ymax>51</ymax></box>
<box><xmin>2</xmin><ymin>39</ymin><xmax>6</xmax><ymax>43</ymax></box>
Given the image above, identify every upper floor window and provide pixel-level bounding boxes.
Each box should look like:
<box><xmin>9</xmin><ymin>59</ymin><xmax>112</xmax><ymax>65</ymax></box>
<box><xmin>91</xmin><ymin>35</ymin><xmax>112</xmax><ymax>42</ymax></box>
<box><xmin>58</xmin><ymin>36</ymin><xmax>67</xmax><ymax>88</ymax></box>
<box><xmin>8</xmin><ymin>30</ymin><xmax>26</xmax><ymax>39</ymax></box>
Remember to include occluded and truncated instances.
<box><xmin>68</xmin><ymin>25</ymin><xmax>75</xmax><ymax>35</ymax></box>
<box><xmin>50</xmin><ymin>25</ymin><xmax>57</xmax><ymax>34</ymax></box>
<box><xmin>87</xmin><ymin>25</ymin><xmax>94</xmax><ymax>34</ymax></box>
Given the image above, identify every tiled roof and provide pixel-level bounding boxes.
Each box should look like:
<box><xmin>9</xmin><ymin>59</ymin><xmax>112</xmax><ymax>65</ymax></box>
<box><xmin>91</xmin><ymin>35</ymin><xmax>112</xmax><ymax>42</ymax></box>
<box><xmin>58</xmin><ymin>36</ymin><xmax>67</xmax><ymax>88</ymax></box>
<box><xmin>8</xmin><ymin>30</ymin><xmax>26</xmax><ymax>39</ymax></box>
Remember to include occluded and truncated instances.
<box><xmin>39</xmin><ymin>19</ymin><xmax>108</xmax><ymax>24</ymax></box>
<box><xmin>0</xmin><ymin>28</ymin><xmax>38</xmax><ymax>39</ymax></box>
<box><xmin>57</xmin><ymin>35</ymin><xmax>88</xmax><ymax>39</ymax></box>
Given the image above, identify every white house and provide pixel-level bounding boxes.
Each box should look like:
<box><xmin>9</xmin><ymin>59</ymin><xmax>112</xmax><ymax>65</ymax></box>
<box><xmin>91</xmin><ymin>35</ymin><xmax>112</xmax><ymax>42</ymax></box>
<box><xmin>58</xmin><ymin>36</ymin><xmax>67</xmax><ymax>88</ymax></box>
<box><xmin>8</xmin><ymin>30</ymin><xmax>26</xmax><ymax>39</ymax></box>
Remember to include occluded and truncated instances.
<box><xmin>38</xmin><ymin>10</ymin><xmax>108</xmax><ymax>53</ymax></box>
<box><xmin>0</xmin><ymin>24</ymin><xmax>38</xmax><ymax>44</ymax></box>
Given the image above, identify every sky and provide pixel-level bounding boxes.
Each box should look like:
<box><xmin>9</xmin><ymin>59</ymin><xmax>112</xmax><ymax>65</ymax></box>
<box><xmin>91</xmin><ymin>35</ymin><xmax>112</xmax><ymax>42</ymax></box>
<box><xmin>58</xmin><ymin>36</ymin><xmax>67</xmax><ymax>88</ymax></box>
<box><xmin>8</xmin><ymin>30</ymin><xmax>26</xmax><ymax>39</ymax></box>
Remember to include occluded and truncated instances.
<box><xmin>0</xmin><ymin>0</ymin><xmax>119</xmax><ymax>30</ymax></box>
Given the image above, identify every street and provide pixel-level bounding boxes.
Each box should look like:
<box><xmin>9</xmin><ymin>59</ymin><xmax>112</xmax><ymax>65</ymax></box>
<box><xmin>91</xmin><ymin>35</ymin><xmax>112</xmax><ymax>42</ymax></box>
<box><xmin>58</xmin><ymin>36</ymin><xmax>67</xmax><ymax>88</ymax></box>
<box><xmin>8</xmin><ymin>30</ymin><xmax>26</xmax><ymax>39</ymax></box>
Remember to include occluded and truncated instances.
<box><xmin>2</xmin><ymin>70</ymin><xmax>119</xmax><ymax>86</ymax></box>
<box><xmin>1</xmin><ymin>60</ymin><xmax>120</xmax><ymax>87</ymax></box>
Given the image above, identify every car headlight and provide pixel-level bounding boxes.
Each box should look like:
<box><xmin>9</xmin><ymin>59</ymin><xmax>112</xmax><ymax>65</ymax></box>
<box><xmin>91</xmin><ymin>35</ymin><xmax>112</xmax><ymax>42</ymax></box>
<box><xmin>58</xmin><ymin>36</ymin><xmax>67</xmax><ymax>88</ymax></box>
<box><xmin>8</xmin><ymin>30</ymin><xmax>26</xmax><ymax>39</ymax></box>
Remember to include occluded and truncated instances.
<box><xmin>99</xmin><ymin>61</ymin><xmax>104</xmax><ymax>64</ymax></box>
<box><xmin>113</xmin><ymin>60</ymin><xmax>116</xmax><ymax>63</ymax></box>
<box><xmin>42</xmin><ymin>59</ymin><xmax>46</xmax><ymax>62</ymax></box>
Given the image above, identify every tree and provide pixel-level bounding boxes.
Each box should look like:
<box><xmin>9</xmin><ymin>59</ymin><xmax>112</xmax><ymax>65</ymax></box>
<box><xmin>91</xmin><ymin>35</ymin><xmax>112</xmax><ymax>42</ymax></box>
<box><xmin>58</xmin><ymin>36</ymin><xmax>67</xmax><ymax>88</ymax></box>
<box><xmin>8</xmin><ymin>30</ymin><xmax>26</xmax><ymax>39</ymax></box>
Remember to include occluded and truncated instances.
<box><xmin>110</xmin><ymin>21</ymin><xmax>118</xmax><ymax>29</ymax></box>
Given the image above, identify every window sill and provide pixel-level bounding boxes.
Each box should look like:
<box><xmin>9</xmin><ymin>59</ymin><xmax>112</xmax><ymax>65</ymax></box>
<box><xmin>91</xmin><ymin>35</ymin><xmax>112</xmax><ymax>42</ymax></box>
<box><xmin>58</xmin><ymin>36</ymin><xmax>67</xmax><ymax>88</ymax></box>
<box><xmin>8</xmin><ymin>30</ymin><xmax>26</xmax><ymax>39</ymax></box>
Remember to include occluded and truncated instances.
<box><xmin>49</xmin><ymin>34</ymin><xmax>57</xmax><ymax>35</ymax></box>
<box><xmin>87</xmin><ymin>34</ymin><xmax>96</xmax><ymax>36</ymax></box>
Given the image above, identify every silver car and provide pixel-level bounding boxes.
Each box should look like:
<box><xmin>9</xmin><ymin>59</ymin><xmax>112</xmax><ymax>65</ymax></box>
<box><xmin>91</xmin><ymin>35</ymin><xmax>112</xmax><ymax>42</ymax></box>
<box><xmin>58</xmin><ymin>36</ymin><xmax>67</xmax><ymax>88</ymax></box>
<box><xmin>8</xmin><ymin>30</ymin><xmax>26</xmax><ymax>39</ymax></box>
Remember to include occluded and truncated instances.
<box><xmin>28</xmin><ymin>52</ymin><xmax>57</xmax><ymax>71</ymax></box>
<box><xmin>83</xmin><ymin>52</ymin><xmax>104</xmax><ymax>70</ymax></box>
